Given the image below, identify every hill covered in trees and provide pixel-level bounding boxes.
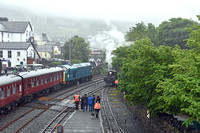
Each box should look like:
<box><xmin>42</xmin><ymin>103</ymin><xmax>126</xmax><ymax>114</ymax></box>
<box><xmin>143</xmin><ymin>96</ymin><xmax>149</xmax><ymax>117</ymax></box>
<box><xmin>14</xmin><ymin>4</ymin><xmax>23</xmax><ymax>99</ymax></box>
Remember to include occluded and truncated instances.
<box><xmin>0</xmin><ymin>4</ymin><xmax>134</xmax><ymax>42</ymax></box>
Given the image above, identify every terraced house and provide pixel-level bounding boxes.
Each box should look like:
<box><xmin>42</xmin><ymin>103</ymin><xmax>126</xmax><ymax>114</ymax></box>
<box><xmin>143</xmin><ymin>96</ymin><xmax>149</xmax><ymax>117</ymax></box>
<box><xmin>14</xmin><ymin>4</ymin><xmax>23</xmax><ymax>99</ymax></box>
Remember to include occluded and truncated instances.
<box><xmin>0</xmin><ymin>17</ymin><xmax>40</xmax><ymax>68</ymax></box>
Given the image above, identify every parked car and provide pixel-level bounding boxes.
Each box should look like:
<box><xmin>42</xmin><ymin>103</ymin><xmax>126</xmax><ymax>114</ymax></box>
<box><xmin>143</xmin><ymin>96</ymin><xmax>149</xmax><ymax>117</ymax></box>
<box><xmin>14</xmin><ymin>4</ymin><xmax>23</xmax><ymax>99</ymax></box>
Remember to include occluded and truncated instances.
<box><xmin>25</xmin><ymin>64</ymin><xmax>44</xmax><ymax>71</ymax></box>
<box><xmin>15</xmin><ymin>65</ymin><xmax>27</xmax><ymax>72</ymax></box>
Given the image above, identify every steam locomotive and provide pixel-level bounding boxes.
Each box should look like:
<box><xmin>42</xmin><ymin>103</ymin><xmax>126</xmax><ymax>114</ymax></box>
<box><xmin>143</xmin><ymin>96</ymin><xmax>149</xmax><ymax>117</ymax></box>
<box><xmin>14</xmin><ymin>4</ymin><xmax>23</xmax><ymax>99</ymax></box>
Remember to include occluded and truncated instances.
<box><xmin>104</xmin><ymin>70</ymin><xmax>118</xmax><ymax>86</ymax></box>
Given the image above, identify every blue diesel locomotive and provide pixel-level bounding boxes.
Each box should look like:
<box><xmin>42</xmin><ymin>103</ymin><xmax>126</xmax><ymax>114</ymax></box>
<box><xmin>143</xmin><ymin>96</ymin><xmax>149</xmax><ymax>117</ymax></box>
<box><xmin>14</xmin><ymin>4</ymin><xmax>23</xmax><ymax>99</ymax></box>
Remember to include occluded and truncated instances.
<box><xmin>59</xmin><ymin>63</ymin><xmax>92</xmax><ymax>86</ymax></box>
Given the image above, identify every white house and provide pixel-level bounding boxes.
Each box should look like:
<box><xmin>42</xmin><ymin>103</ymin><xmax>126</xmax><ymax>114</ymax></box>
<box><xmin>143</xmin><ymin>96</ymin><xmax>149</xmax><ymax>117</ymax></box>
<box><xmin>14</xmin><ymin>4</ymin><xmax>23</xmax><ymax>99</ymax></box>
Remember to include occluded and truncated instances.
<box><xmin>0</xmin><ymin>18</ymin><xmax>40</xmax><ymax>68</ymax></box>
<box><xmin>0</xmin><ymin>42</ymin><xmax>39</xmax><ymax>67</ymax></box>
<box><xmin>0</xmin><ymin>17</ymin><xmax>33</xmax><ymax>42</ymax></box>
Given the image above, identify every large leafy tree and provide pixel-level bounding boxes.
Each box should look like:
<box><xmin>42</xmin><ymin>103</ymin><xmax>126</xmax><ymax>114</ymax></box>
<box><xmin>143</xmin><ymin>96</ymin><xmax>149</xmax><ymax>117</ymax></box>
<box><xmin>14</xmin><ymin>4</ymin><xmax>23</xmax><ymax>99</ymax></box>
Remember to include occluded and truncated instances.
<box><xmin>156</xmin><ymin>16</ymin><xmax>200</xmax><ymax>125</ymax></box>
<box><xmin>63</xmin><ymin>35</ymin><xmax>90</xmax><ymax>63</ymax></box>
<box><xmin>117</xmin><ymin>38</ymin><xmax>174</xmax><ymax>106</ymax></box>
<box><xmin>125</xmin><ymin>22</ymin><xmax>156</xmax><ymax>43</ymax></box>
<box><xmin>111</xmin><ymin>45</ymin><xmax>134</xmax><ymax>72</ymax></box>
<box><xmin>156</xmin><ymin>17</ymin><xmax>198</xmax><ymax>49</ymax></box>
<box><xmin>114</xmin><ymin>16</ymin><xmax>200</xmax><ymax>125</ymax></box>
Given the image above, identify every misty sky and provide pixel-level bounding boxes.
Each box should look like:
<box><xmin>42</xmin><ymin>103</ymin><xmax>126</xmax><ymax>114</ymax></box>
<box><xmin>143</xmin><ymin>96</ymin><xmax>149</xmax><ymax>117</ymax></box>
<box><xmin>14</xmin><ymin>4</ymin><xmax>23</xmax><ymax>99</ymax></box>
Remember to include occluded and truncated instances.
<box><xmin>0</xmin><ymin>0</ymin><xmax>200</xmax><ymax>25</ymax></box>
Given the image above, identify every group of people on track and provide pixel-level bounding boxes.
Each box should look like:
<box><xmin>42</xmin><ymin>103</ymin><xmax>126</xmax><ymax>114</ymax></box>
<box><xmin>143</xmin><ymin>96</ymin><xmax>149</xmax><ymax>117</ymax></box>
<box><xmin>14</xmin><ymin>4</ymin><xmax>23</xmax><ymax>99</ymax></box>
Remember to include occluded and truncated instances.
<box><xmin>74</xmin><ymin>93</ymin><xmax>101</xmax><ymax>118</ymax></box>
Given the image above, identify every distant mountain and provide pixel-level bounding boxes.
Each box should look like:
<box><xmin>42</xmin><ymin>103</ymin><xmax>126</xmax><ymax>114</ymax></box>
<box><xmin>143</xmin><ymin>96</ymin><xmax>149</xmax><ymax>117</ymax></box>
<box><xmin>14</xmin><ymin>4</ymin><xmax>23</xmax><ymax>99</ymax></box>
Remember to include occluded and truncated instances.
<box><xmin>0</xmin><ymin>4</ymin><xmax>135</xmax><ymax>42</ymax></box>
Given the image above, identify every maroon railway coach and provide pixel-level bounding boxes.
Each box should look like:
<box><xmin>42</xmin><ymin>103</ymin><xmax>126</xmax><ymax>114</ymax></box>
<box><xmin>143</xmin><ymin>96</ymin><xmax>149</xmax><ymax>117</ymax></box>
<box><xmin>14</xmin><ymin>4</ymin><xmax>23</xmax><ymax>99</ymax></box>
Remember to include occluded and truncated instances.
<box><xmin>0</xmin><ymin>67</ymin><xmax>64</xmax><ymax>114</ymax></box>
<box><xmin>0</xmin><ymin>74</ymin><xmax>22</xmax><ymax>114</ymax></box>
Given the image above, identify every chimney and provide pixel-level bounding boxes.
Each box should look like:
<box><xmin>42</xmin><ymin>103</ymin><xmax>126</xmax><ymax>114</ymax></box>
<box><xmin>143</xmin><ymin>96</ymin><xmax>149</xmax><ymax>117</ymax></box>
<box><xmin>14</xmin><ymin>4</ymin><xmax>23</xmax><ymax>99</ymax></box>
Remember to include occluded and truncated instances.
<box><xmin>0</xmin><ymin>17</ymin><xmax>8</xmax><ymax>21</ymax></box>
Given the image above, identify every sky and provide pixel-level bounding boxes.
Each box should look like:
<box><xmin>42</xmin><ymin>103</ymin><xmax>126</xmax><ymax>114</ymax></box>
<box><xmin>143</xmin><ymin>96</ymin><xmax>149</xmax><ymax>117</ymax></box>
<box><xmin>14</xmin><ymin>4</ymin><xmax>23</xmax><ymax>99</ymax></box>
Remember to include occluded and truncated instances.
<box><xmin>0</xmin><ymin>0</ymin><xmax>200</xmax><ymax>67</ymax></box>
<box><xmin>0</xmin><ymin>0</ymin><xmax>200</xmax><ymax>25</ymax></box>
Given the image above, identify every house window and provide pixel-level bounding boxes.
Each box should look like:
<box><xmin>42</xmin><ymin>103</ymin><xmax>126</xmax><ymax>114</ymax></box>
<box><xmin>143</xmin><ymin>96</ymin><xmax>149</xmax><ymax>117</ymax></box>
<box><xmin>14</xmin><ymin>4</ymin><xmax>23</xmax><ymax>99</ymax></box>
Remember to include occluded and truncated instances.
<box><xmin>8</xmin><ymin>51</ymin><xmax>12</xmax><ymax>58</ymax></box>
<box><xmin>17</xmin><ymin>52</ymin><xmax>20</xmax><ymax>57</ymax></box>
<box><xmin>0</xmin><ymin>51</ymin><xmax>3</xmax><ymax>58</ymax></box>
<box><xmin>8</xmin><ymin>62</ymin><xmax>11</xmax><ymax>67</ymax></box>
<box><xmin>26</xmin><ymin>31</ymin><xmax>28</xmax><ymax>37</ymax></box>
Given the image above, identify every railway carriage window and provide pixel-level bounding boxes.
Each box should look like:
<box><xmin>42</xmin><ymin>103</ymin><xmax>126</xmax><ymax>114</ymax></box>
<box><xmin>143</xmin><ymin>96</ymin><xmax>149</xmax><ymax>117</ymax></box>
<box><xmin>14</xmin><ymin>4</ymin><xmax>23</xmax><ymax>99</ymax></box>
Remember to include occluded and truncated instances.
<box><xmin>36</xmin><ymin>77</ymin><xmax>39</xmax><ymax>86</ymax></box>
<box><xmin>32</xmin><ymin>78</ymin><xmax>35</xmax><ymax>87</ymax></box>
<box><xmin>54</xmin><ymin>73</ymin><xmax>56</xmax><ymax>81</ymax></box>
<box><xmin>0</xmin><ymin>88</ymin><xmax>5</xmax><ymax>99</ymax></box>
<box><xmin>16</xmin><ymin>84</ymin><xmax>18</xmax><ymax>91</ymax></box>
<box><xmin>50</xmin><ymin>74</ymin><xmax>53</xmax><ymax>82</ymax></box>
<box><xmin>7</xmin><ymin>86</ymin><xmax>11</xmax><ymax>97</ymax></box>
<box><xmin>45</xmin><ymin>76</ymin><xmax>47</xmax><ymax>83</ymax></box>
<box><xmin>57</xmin><ymin>73</ymin><xmax>59</xmax><ymax>80</ymax></box>
<box><xmin>13</xmin><ymin>84</ymin><xmax>16</xmax><ymax>94</ymax></box>
<box><xmin>41</xmin><ymin>76</ymin><xmax>43</xmax><ymax>85</ymax></box>
<box><xmin>60</xmin><ymin>72</ymin><xmax>62</xmax><ymax>79</ymax></box>
<box><xmin>19</xmin><ymin>85</ymin><xmax>22</xmax><ymax>92</ymax></box>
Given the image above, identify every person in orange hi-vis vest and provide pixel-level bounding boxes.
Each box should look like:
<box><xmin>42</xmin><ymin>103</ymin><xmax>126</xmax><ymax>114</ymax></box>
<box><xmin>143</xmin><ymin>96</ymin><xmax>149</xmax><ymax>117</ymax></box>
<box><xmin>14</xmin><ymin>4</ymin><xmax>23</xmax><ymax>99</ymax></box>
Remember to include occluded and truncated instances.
<box><xmin>74</xmin><ymin>93</ymin><xmax>80</xmax><ymax>110</ymax></box>
<box><xmin>94</xmin><ymin>101</ymin><xmax>100</xmax><ymax>118</ymax></box>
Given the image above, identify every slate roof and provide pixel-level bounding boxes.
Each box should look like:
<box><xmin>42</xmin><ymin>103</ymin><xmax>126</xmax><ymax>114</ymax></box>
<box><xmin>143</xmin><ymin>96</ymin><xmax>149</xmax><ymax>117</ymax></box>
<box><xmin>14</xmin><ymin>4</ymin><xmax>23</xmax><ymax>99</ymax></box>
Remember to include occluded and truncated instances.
<box><xmin>0</xmin><ymin>42</ymin><xmax>31</xmax><ymax>50</ymax></box>
<box><xmin>0</xmin><ymin>21</ymin><xmax>32</xmax><ymax>33</ymax></box>
<box><xmin>37</xmin><ymin>44</ymin><xmax>55</xmax><ymax>52</ymax></box>
<box><xmin>42</xmin><ymin>33</ymin><xmax>49</xmax><ymax>41</ymax></box>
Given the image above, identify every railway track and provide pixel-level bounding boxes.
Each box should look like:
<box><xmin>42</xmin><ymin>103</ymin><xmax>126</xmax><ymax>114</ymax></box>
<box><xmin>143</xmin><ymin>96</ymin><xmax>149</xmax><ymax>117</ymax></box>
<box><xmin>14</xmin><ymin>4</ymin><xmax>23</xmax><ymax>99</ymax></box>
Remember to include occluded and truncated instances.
<box><xmin>101</xmin><ymin>87</ymin><xmax>125</xmax><ymax>133</ymax></box>
<box><xmin>41</xmin><ymin>107</ymin><xmax>75</xmax><ymax>133</ymax></box>
<box><xmin>39</xmin><ymin>82</ymin><xmax>106</xmax><ymax>133</ymax></box>
<box><xmin>0</xmin><ymin>76</ymin><xmax>104</xmax><ymax>132</ymax></box>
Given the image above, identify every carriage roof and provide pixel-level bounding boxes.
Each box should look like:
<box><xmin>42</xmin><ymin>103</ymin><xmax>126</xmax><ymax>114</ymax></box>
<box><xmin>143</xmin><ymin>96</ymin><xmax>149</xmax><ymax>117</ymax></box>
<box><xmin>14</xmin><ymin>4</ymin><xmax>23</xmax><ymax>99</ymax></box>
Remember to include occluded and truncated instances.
<box><xmin>19</xmin><ymin>67</ymin><xmax>63</xmax><ymax>79</ymax></box>
<box><xmin>0</xmin><ymin>74</ymin><xmax>21</xmax><ymax>86</ymax></box>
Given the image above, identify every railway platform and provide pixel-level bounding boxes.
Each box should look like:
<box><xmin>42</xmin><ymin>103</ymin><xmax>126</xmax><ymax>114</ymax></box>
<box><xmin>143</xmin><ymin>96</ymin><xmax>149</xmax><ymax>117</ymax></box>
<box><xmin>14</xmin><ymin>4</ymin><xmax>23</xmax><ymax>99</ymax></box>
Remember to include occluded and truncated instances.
<box><xmin>63</xmin><ymin>109</ymin><xmax>103</xmax><ymax>133</ymax></box>
<box><xmin>37</xmin><ymin>98</ymin><xmax>103</xmax><ymax>133</ymax></box>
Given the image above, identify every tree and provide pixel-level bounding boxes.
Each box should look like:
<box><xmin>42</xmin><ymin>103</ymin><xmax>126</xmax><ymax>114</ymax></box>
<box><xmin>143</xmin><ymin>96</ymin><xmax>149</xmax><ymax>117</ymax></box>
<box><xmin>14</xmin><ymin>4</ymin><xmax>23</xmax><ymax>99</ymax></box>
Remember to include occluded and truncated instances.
<box><xmin>111</xmin><ymin>44</ymin><xmax>133</xmax><ymax>72</ymax></box>
<box><xmin>63</xmin><ymin>35</ymin><xmax>90</xmax><ymax>63</ymax></box>
<box><xmin>156</xmin><ymin>17</ymin><xmax>198</xmax><ymax>49</ymax></box>
<box><xmin>113</xmin><ymin>16</ymin><xmax>200</xmax><ymax>126</ymax></box>
<box><xmin>125</xmin><ymin>22</ymin><xmax>156</xmax><ymax>43</ymax></box>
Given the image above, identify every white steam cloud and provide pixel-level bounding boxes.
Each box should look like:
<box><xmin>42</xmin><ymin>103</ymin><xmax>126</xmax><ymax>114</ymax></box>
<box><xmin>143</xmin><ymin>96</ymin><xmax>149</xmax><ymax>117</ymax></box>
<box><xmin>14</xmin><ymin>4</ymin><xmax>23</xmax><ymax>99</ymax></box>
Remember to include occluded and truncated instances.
<box><xmin>88</xmin><ymin>20</ymin><xmax>125</xmax><ymax>68</ymax></box>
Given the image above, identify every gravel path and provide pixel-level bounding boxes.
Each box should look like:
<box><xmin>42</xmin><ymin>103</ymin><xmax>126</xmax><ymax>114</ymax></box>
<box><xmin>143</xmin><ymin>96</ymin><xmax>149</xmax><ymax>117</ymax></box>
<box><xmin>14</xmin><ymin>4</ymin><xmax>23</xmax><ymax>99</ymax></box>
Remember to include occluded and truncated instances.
<box><xmin>105</xmin><ymin>87</ymin><xmax>147</xmax><ymax>133</ymax></box>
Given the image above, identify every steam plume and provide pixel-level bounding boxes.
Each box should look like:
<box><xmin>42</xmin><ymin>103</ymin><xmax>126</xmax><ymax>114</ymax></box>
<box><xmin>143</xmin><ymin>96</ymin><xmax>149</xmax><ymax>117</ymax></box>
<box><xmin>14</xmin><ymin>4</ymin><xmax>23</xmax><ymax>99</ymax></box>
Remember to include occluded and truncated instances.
<box><xmin>88</xmin><ymin>20</ymin><xmax>124</xmax><ymax>68</ymax></box>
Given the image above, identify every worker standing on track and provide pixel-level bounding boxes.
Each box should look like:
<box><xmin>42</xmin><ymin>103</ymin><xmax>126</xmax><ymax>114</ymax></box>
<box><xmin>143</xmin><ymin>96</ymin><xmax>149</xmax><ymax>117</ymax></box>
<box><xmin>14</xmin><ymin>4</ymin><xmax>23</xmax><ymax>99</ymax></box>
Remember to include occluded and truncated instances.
<box><xmin>94</xmin><ymin>101</ymin><xmax>100</xmax><ymax>118</ymax></box>
<box><xmin>74</xmin><ymin>93</ymin><xmax>80</xmax><ymax>110</ymax></box>
<box><xmin>115</xmin><ymin>79</ymin><xmax>119</xmax><ymax>89</ymax></box>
